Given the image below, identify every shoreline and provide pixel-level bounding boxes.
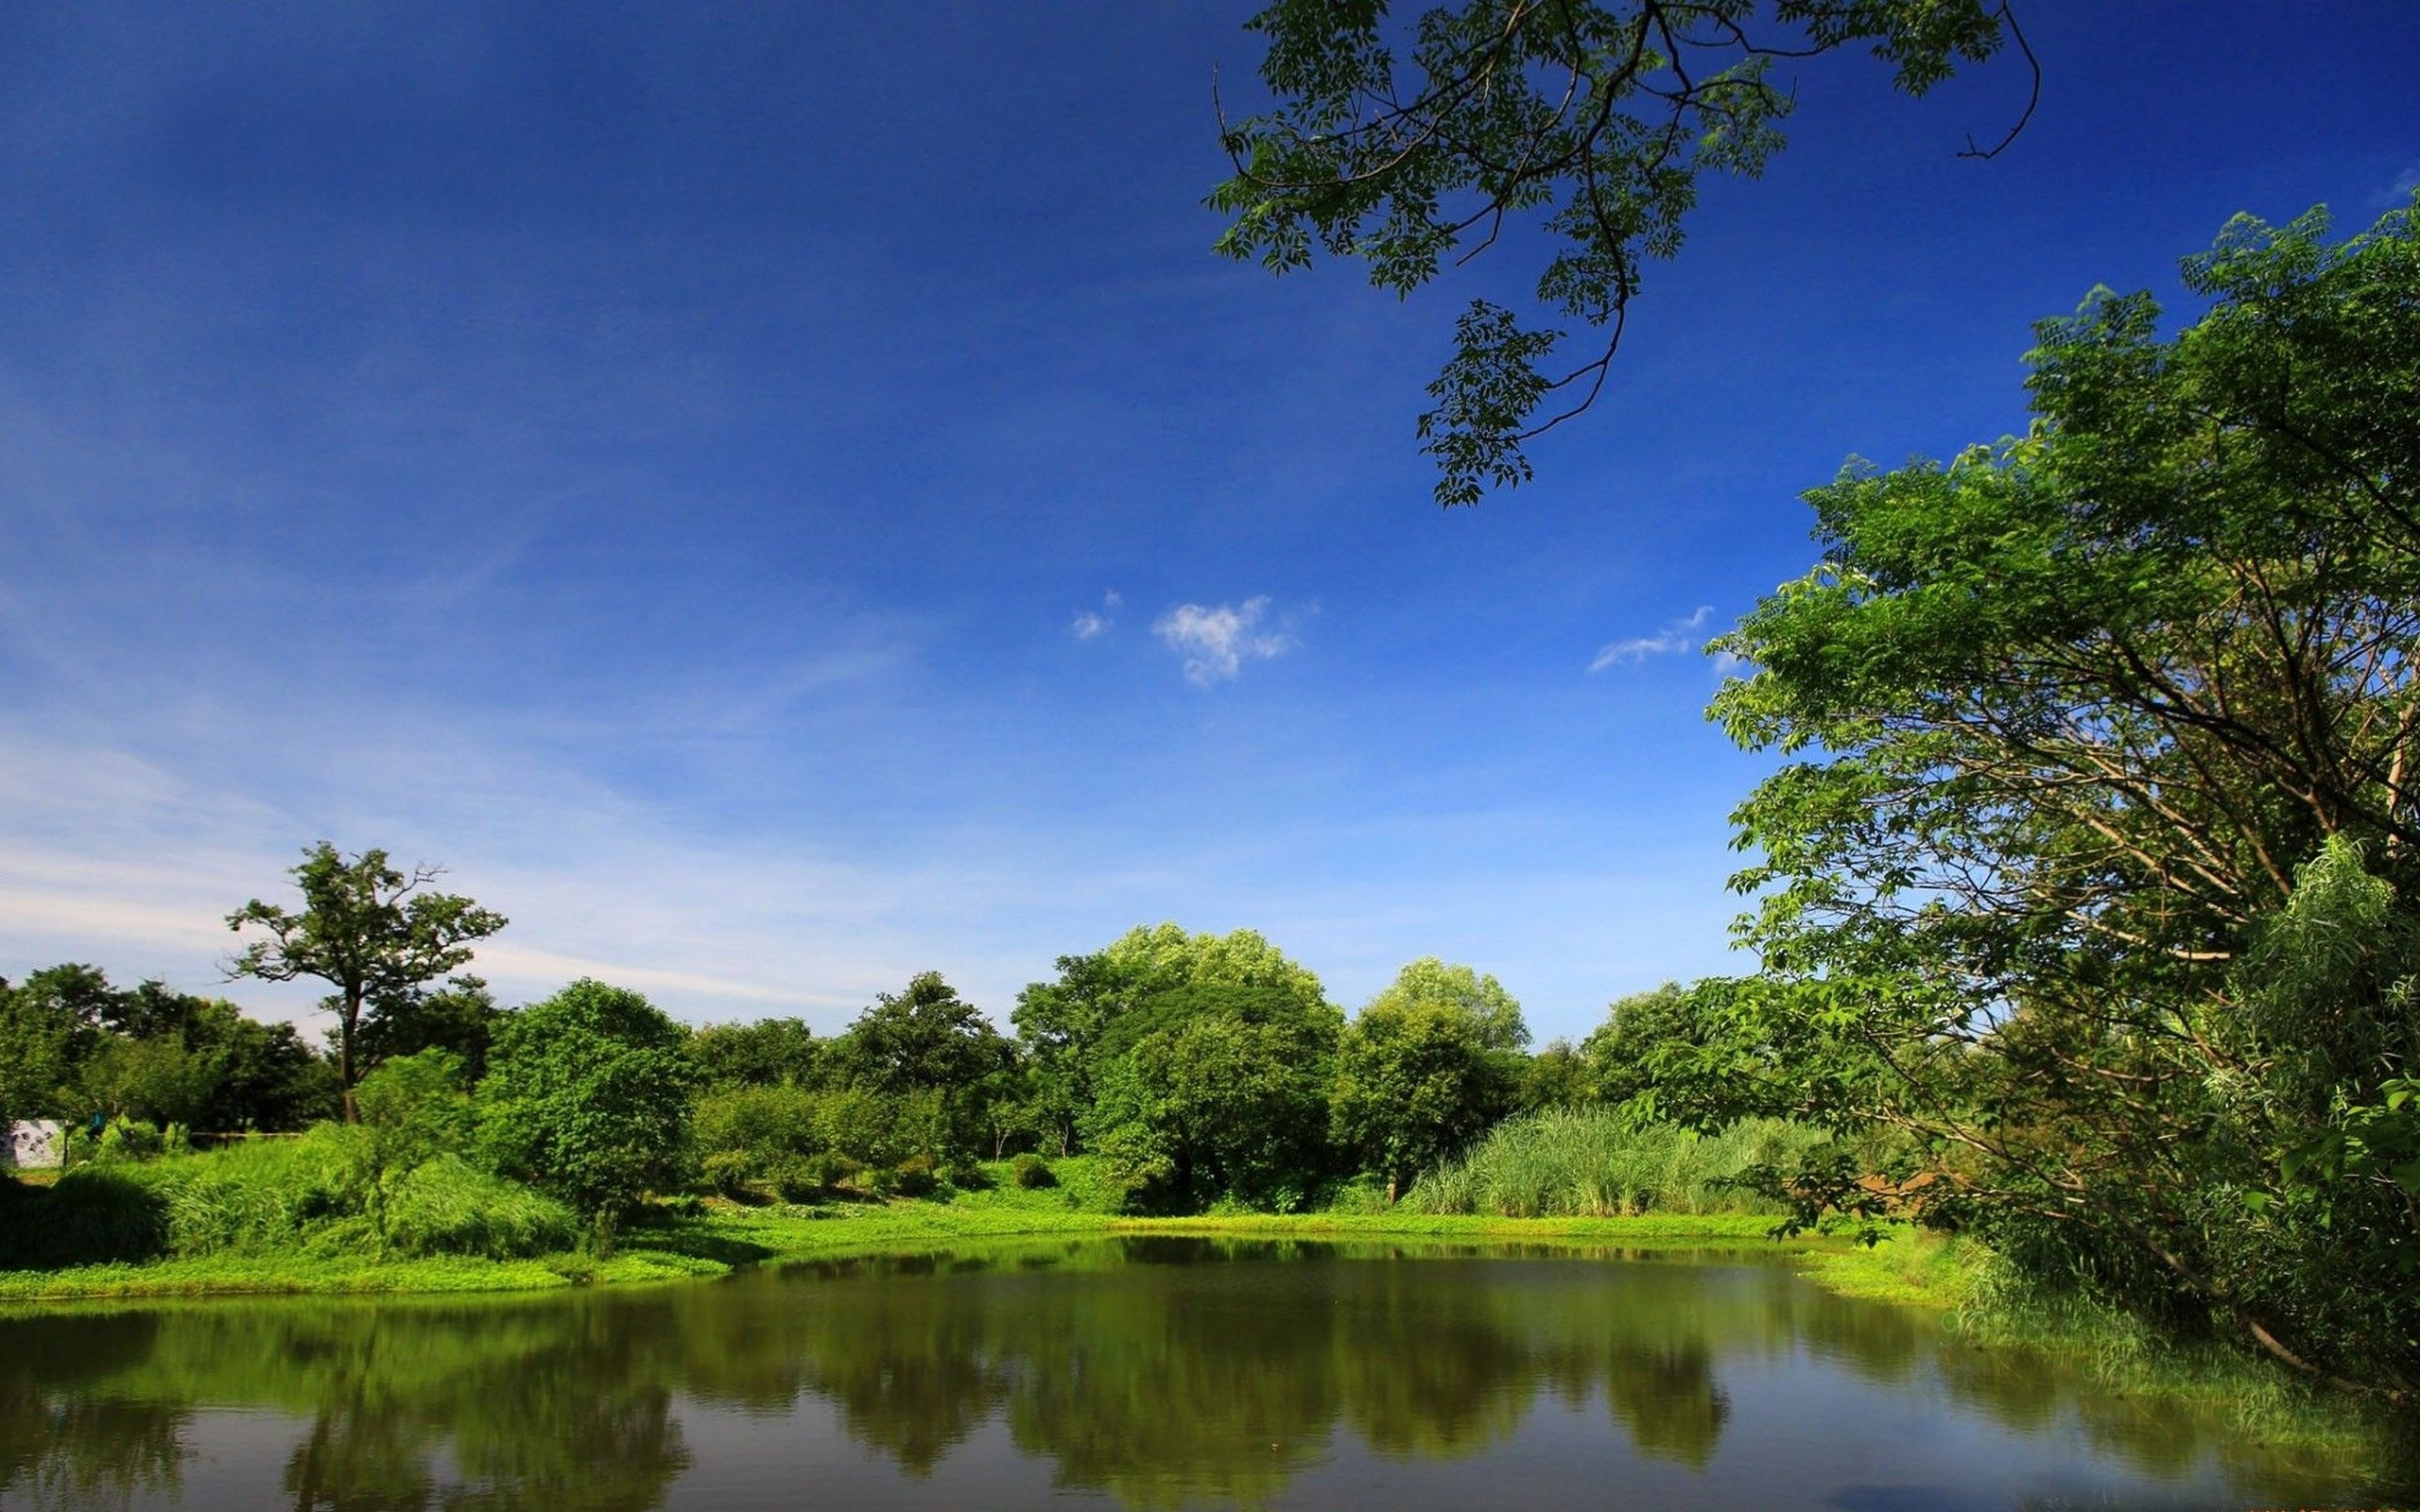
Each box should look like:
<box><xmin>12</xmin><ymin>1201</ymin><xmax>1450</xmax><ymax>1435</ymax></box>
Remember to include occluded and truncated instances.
<box><xmin>0</xmin><ymin>1199</ymin><xmax>1871</xmax><ymax>1306</ymax></box>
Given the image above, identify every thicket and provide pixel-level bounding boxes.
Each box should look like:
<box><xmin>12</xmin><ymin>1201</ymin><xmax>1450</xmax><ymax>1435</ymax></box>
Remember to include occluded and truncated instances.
<box><xmin>1406</xmin><ymin>1110</ymin><xmax>1830</xmax><ymax>1219</ymax></box>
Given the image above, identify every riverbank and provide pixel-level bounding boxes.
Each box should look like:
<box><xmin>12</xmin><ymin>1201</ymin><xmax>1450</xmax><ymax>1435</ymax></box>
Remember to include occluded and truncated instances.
<box><xmin>0</xmin><ymin>1176</ymin><xmax>1839</xmax><ymax>1303</ymax></box>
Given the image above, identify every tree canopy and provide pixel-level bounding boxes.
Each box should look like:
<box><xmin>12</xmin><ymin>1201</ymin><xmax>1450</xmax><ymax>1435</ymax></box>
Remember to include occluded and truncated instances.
<box><xmin>1211</xmin><ymin>0</ymin><xmax>2029</xmax><ymax>505</ymax></box>
<box><xmin>226</xmin><ymin>843</ymin><xmax>506</xmax><ymax>1117</ymax></box>
<box><xmin>1679</xmin><ymin>198</ymin><xmax>2420</xmax><ymax>1395</ymax></box>
<box><xmin>475</xmin><ymin>978</ymin><xmax>697</xmax><ymax>1228</ymax></box>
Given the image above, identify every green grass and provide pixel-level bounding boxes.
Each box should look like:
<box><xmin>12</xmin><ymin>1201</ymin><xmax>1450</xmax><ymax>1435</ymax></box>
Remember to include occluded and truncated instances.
<box><xmin>1</xmin><ymin>1151</ymin><xmax>1840</xmax><ymax>1303</ymax></box>
<box><xmin>1405</xmin><ymin>1109</ymin><xmax>1830</xmax><ymax>1218</ymax></box>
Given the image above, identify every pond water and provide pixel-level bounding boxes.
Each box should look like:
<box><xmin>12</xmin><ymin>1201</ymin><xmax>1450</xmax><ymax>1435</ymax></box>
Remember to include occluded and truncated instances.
<box><xmin>0</xmin><ymin>1238</ymin><xmax>2409</xmax><ymax>1510</ymax></box>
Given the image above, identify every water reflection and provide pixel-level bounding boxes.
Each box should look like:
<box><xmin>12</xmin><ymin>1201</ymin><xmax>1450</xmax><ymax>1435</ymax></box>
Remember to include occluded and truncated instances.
<box><xmin>0</xmin><ymin>1239</ymin><xmax>2405</xmax><ymax>1510</ymax></box>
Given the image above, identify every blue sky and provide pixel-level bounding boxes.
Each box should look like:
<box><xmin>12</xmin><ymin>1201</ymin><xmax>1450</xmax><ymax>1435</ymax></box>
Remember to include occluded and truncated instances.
<box><xmin>2</xmin><ymin>3</ymin><xmax>2413</xmax><ymax>1041</ymax></box>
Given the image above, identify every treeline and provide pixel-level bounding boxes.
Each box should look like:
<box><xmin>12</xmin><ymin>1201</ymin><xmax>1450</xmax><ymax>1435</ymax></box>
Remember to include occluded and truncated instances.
<box><xmin>2</xmin><ymin>925</ymin><xmax>1722</xmax><ymax>1225</ymax></box>
<box><xmin>0</xmin><ymin>966</ymin><xmax>340</xmax><ymax>1139</ymax></box>
<box><xmin>692</xmin><ymin>931</ymin><xmax>1575</xmax><ymax>1211</ymax></box>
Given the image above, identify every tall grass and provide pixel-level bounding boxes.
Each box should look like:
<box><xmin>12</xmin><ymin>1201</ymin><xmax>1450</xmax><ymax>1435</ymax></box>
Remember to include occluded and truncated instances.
<box><xmin>0</xmin><ymin>1128</ymin><xmax>576</xmax><ymax>1268</ymax></box>
<box><xmin>1403</xmin><ymin>1109</ymin><xmax>1827</xmax><ymax>1218</ymax></box>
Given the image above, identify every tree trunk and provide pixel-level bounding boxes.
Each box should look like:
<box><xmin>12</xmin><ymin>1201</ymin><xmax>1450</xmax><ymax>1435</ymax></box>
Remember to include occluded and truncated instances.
<box><xmin>337</xmin><ymin>987</ymin><xmax>361</xmax><ymax>1124</ymax></box>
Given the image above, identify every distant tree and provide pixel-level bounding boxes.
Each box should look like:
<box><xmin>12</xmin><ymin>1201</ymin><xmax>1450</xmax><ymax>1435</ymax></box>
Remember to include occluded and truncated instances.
<box><xmin>1017</xmin><ymin>923</ymin><xmax>1336</xmax><ymax>1160</ymax></box>
<box><xmin>1581</xmin><ymin>980</ymin><xmax>1735</xmax><ymax>1112</ymax></box>
<box><xmin>226</xmin><ymin>843</ymin><xmax>506</xmax><ymax>1119</ymax></box>
<box><xmin>475</xmin><ymin>979</ymin><xmax>697</xmax><ymax>1232</ymax></box>
<box><xmin>1363</xmin><ymin>957</ymin><xmax>1530</xmax><ymax>1052</ymax></box>
<box><xmin>827</xmin><ymin>971</ymin><xmax>1011</xmax><ymax>1162</ymax></box>
<box><xmin>1086</xmin><ymin>982</ymin><xmax>1342</xmax><ymax>1211</ymax></box>
<box><xmin>1211</xmin><ymin>0</ymin><xmax>2027</xmax><ymax>505</ymax></box>
<box><xmin>1013</xmin><ymin>950</ymin><xmax>1146</xmax><ymax>1156</ymax></box>
<box><xmin>687</xmin><ymin>1016</ymin><xmax>822</xmax><ymax>1091</ymax></box>
<box><xmin>0</xmin><ymin>965</ymin><xmax>111</xmax><ymax>1125</ymax></box>
<box><xmin>1517</xmin><ymin>1038</ymin><xmax>1595</xmax><ymax>1111</ymax></box>
<box><xmin>1333</xmin><ymin>969</ymin><xmax>1526</xmax><ymax>1198</ymax></box>
<box><xmin>357</xmin><ymin>975</ymin><xmax>505</xmax><ymax>1082</ymax></box>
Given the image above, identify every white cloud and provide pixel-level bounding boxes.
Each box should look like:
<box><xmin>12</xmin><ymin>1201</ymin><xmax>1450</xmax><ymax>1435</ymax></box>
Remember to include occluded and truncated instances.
<box><xmin>1070</xmin><ymin>589</ymin><xmax>1122</xmax><ymax>640</ymax></box>
<box><xmin>1154</xmin><ymin>596</ymin><xmax>1295</xmax><ymax>686</ymax></box>
<box><xmin>1588</xmin><ymin>605</ymin><xmax>1714</xmax><ymax>672</ymax></box>
<box><xmin>2381</xmin><ymin>160</ymin><xmax>2420</xmax><ymax>207</ymax></box>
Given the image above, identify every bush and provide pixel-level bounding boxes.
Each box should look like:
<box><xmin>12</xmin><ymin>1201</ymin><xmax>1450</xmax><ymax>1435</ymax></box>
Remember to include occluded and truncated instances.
<box><xmin>476</xmin><ymin>979</ymin><xmax>698</xmax><ymax>1221</ymax></box>
<box><xmin>1011</xmin><ymin>1153</ymin><xmax>1056</xmax><ymax>1189</ymax></box>
<box><xmin>0</xmin><ymin>1167</ymin><xmax>166</xmax><ymax>1267</ymax></box>
<box><xmin>94</xmin><ymin>1117</ymin><xmax>164</xmax><ymax>1163</ymax></box>
<box><xmin>890</xmin><ymin>1154</ymin><xmax>937</xmax><ymax>1198</ymax></box>
<box><xmin>380</xmin><ymin>1155</ymin><xmax>579</xmax><ymax>1259</ymax></box>
<box><xmin>700</xmin><ymin>1149</ymin><xmax>757</xmax><ymax>1201</ymax></box>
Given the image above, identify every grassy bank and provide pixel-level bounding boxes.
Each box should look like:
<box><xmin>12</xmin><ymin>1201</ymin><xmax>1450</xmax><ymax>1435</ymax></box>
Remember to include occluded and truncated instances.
<box><xmin>0</xmin><ymin>1154</ymin><xmax>1838</xmax><ymax>1304</ymax></box>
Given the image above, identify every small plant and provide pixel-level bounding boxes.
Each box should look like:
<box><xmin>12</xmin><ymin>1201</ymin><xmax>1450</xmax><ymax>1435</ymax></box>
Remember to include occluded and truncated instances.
<box><xmin>1011</xmin><ymin>1153</ymin><xmax>1057</xmax><ymax>1190</ymax></box>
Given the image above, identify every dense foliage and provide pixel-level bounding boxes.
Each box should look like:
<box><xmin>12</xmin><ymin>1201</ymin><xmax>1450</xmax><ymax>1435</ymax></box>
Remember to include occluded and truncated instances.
<box><xmin>1664</xmin><ymin>201</ymin><xmax>2420</xmax><ymax>1395</ymax></box>
<box><xmin>0</xmin><ymin>965</ymin><xmax>334</xmax><ymax>1135</ymax></box>
<box><xmin>476</xmin><ymin>980</ymin><xmax>698</xmax><ymax>1228</ymax></box>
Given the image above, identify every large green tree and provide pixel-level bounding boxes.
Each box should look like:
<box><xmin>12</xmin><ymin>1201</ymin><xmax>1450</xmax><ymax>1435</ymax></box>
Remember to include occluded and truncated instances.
<box><xmin>1087</xmin><ymin>982</ymin><xmax>1343</xmax><ymax>1211</ymax></box>
<box><xmin>1684</xmin><ymin>200</ymin><xmax>2420</xmax><ymax>1394</ymax></box>
<box><xmin>1014</xmin><ymin>923</ymin><xmax>1333</xmax><ymax>1156</ymax></box>
<box><xmin>1211</xmin><ymin>0</ymin><xmax>2028</xmax><ymax>505</ymax></box>
<box><xmin>1332</xmin><ymin>959</ymin><xmax>1529</xmax><ymax>1197</ymax></box>
<box><xmin>226</xmin><ymin>844</ymin><xmax>507</xmax><ymax>1118</ymax></box>
<box><xmin>475</xmin><ymin>979</ymin><xmax>697</xmax><ymax>1230</ymax></box>
<box><xmin>0</xmin><ymin>966</ymin><xmax>111</xmax><ymax>1127</ymax></box>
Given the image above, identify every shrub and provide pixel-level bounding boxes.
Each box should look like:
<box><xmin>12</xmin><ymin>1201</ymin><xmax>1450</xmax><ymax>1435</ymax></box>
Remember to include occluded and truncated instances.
<box><xmin>476</xmin><ymin>979</ymin><xmax>699</xmax><ymax>1222</ymax></box>
<box><xmin>381</xmin><ymin>1155</ymin><xmax>579</xmax><ymax>1259</ymax></box>
<box><xmin>0</xmin><ymin>1167</ymin><xmax>166</xmax><ymax>1267</ymax></box>
<box><xmin>1011</xmin><ymin>1153</ymin><xmax>1056</xmax><ymax>1189</ymax></box>
<box><xmin>1405</xmin><ymin>1108</ymin><xmax>1827</xmax><ymax>1218</ymax></box>
<box><xmin>700</xmin><ymin>1149</ymin><xmax>757</xmax><ymax>1201</ymax></box>
<box><xmin>890</xmin><ymin>1154</ymin><xmax>938</xmax><ymax>1198</ymax></box>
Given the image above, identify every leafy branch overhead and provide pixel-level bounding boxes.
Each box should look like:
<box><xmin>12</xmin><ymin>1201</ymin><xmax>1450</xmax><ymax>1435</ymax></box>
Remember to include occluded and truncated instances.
<box><xmin>1210</xmin><ymin>0</ymin><xmax>2032</xmax><ymax>506</ymax></box>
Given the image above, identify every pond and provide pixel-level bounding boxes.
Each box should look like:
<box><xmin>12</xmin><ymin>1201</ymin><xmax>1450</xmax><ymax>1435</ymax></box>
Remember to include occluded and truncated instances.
<box><xmin>0</xmin><ymin>1238</ymin><xmax>2408</xmax><ymax>1510</ymax></box>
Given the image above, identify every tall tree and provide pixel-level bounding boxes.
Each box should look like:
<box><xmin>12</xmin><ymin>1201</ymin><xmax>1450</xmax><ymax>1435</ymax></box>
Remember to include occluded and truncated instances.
<box><xmin>1211</xmin><ymin>0</ymin><xmax>2029</xmax><ymax>505</ymax></box>
<box><xmin>1683</xmin><ymin>200</ymin><xmax>2420</xmax><ymax>1394</ymax></box>
<box><xmin>226</xmin><ymin>844</ymin><xmax>506</xmax><ymax>1119</ymax></box>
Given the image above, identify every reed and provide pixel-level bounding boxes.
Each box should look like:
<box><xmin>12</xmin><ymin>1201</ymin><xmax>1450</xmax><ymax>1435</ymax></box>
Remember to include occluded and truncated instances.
<box><xmin>1403</xmin><ymin>1108</ymin><xmax>1828</xmax><ymax>1218</ymax></box>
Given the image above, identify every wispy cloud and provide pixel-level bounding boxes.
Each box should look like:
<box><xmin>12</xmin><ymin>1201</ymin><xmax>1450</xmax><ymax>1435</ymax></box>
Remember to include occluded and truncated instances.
<box><xmin>1070</xmin><ymin>589</ymin><xmax>1122</xmax><ymax>640</ymax></box>
<box><xmin>1588</xmin><ymin>605</ymin><xmax>1715</xmax><ymax>673</ymax></box>
<box><xmin>1154</xmin><ymin>596</ymin><xmax>1295</xmax><ymax>686</ymax></box>
<box><xmin>2379</xmin><ymin>159</ymin><xmax>2420</xmax><ymax>208</ymax></box>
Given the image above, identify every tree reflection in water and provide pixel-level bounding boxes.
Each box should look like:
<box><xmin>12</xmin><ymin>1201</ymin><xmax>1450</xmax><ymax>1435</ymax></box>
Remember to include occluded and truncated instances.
<box><xmin>0</xmin><ymin>1239</ymin><xmax>2403</xmax><ymax>1510</ymax></box>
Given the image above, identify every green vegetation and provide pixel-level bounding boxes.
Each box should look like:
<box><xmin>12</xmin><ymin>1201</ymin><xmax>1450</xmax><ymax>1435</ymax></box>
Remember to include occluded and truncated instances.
<box><xmin>227</xmin><ymin>841</ymin><xmax>507</xmax><ymax>1115</ymax></box>
<box><xmin>1406</xmin><ymin>1108</ymin><xmax>1827</xmax><ymax>1219</ymax></box>
<box><xmin>475</xmin><ymin>979</ymin><xmax>696</xmax><ymax>1234</ymax></box>
<box><xmin>15</xmin><ymin>218</ymin><xmax>2420</xmax><ymax>1426</ymax></box>
<box><xmin>0</xmin><ymin>964</ymin><xmax>335</xmax><ymax>1136</ymax></box>
<box><xmin>1212</xmin><ymin>0</ymin><xmax>2021</xmax><ymax>506</ymax></box>
<box><xmin>1641</xmin><ymin>199</ymin><xmax>2420</xmax><ymax>1398</ymax></box>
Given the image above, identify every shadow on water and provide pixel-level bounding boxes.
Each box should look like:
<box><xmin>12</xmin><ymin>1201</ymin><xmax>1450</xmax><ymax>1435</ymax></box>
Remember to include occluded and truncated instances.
<box><xmin>0</xmin><ymin>1237</ymin><xmax>2411</xmax><ymax>1510</ymax></box>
